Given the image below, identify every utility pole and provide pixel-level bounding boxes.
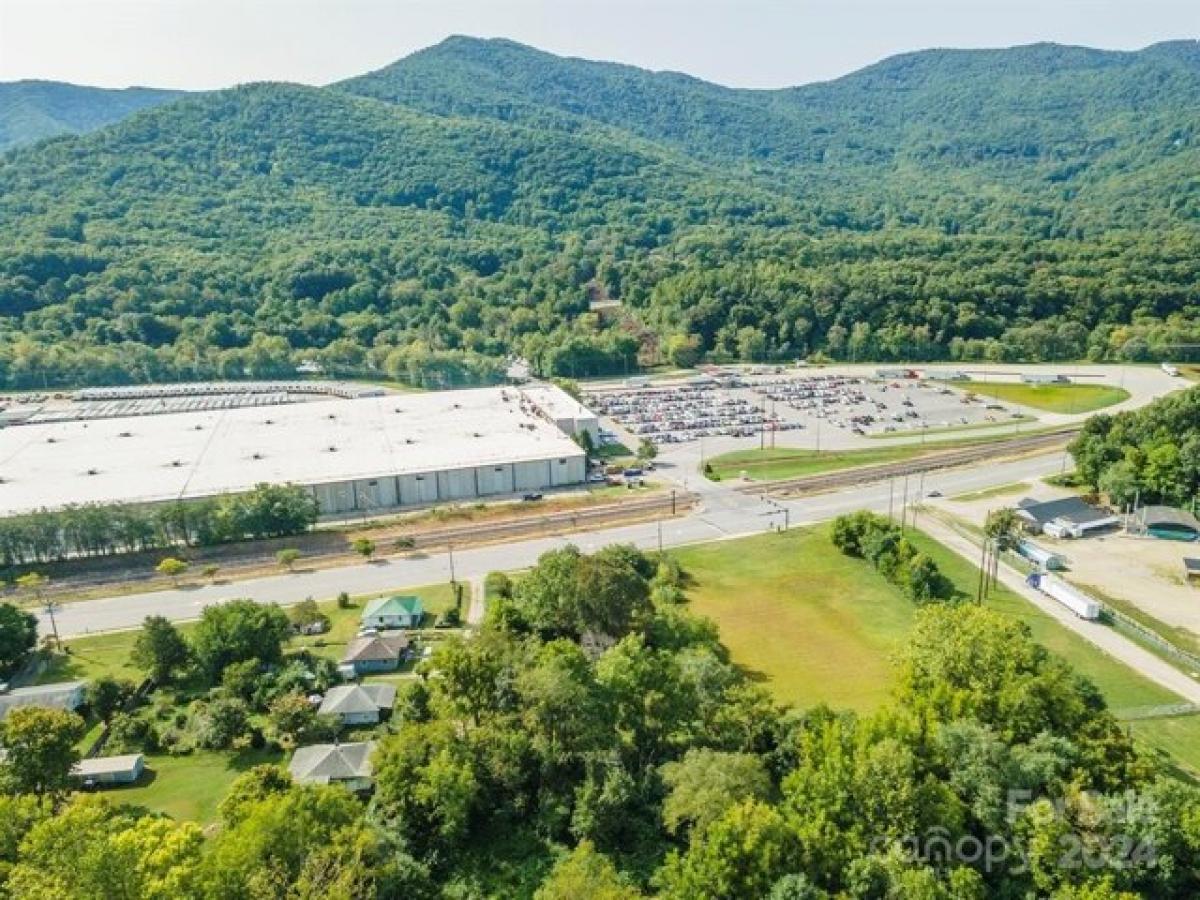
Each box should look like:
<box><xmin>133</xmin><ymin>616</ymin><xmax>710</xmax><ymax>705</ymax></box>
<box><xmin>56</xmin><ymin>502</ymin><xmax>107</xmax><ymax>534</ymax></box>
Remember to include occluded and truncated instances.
<box><xmin>670</xmin><ymin>489</ymin><xmax>677</xmax><ymax>515</ymax></box>
<box><xmin>44</xmin><ymin>599</ymin><xmax>61</xmax><ymax>648</ymax></box>
<box><xmin>888</xmin><ymin>477</ymin><xmax>895</xmax><ymax>521</ymax></box>
<box><xmin>657</xmin><ymin>518</ymin><xmax>663</xmax><ymax>554</ymax></box>
<box><xmin>447</xmin><ymin>542</ymin><xmax>457</xmax><ymax>586</ymax></box>
<box><xmin>900</xmin><ymin>474</ymin><xmax>910</xmax><ymax>531</ymax></box>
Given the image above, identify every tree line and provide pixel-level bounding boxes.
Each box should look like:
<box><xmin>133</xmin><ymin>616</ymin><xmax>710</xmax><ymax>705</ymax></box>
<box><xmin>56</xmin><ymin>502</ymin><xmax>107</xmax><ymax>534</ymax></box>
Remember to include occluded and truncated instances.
<box><xmin>1071</xmin><ymin>386</ymin><xmax>1200</xmax><ymax>509</ymax></box>
<box><xmin>0</xmin><ymin>483</ymin><xmax>318</xmax><ymax>569</ymax></box>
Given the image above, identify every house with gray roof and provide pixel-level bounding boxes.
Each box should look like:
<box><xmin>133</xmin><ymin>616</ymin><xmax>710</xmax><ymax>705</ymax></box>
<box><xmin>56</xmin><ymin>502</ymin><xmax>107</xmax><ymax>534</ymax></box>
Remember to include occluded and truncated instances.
<box><xmin>289</xmin><ymin>741</ymin><xmax>376</xmax><ymax>790</ymax></box>
<box><xmin>1016</xmin><ymin>497</ymin><xmax>1119</xmax><ymax>538</ymax></box>
<box><xmin>339</xmin><ymin>633</ymin><xmax>410</xmax><ymax>677</ymax></box>
<box><xmin>318</xmin><ymin>684</ymin><xmax>396</xmax><ymax>726</ymax></box>
<box><xmin>361</xmin><ymin>595</ymin><xmax>424</xmax><ymax>629</ymax></box>
<box><xmin>73</xmin><ymin>753</ymin><xmax>145</xmax><ymax>786</ymax></box>
<box><xmin>0</xmin><ymin>681</ymin><xmax>86</xmax><ymax>721</ymax></box>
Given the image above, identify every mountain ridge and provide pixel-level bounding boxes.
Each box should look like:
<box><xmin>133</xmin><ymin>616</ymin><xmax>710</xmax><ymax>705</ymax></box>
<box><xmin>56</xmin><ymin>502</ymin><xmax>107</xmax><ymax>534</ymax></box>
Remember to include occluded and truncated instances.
<box><xmin>0</xmin><ymin>36</ymin><xmax>1197</xmax><ymax>389</ymax></box>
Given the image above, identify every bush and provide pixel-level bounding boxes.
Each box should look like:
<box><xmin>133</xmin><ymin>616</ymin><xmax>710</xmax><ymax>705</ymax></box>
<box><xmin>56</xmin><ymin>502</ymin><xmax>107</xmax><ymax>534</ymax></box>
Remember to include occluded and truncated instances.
<box><xmin>336</xmin><ymin>591</ymin><xmax>352</xmax><ymax>609</ymax></box>
<box><xmin>830</xmin><ymin>512</ymin><xmax>952</xmax><ymax>604</ymax></box>
<box><xmin>484</xmin><ymin>571</ymin><xmax>513</xmax><ymax>600</ymax></box>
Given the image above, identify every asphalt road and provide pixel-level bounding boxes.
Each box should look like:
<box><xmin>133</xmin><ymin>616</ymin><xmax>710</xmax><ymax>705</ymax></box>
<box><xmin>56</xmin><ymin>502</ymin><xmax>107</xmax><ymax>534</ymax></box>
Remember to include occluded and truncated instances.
<box><xmin>43</xmin><ymin>451</ymin><xmax>1062</xmax><ymax>638</ymax></box>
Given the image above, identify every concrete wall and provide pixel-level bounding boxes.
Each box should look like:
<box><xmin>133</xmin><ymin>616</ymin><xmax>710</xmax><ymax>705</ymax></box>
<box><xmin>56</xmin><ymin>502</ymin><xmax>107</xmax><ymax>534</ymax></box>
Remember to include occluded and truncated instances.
<box><xmin>306</xmin><ymin>452</ymin><xmax>586</xmax><ymax>517</ymax></box>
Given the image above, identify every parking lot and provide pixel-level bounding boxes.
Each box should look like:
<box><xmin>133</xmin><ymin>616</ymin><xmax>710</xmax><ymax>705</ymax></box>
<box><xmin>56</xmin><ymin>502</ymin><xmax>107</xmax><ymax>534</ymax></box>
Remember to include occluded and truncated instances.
<box><xmin>584</xmin><ymin>370</ymin><xmax>1021</xmax><ymax>450</ymax></box>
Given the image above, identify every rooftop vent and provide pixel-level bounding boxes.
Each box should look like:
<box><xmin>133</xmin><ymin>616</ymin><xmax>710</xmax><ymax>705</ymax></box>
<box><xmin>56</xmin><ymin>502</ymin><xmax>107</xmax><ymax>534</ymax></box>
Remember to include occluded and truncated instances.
<box><xmin>169</xmin><ymin>460</ymin><xmax>184</xmax><ymax>468</ymax></box>
<box><xmin>86</xmin><ymin>468</ymin><xmax>99</xmax><ymax>476</ymax></box>
<box><xmin>264</xmin><ymin>419</ymin><xmax>274</xmax><ymax>425</ymax></box>
<box><xmin>326</xmin><ymin>414</ymin><xmax>336</xmax><ymax>420</ymax></box>
<box><xmin>327</xmin><ymin>445</ymin><xmax>338</xmax><ymax>453</ymax></box>
<box><xmin>252</xmin><ymin>452</ymin><xmax>264</xmax><ymax>461</ymax></box>
<box><xmin>46</xmin><ymin>437</ymin><xmax>57</xmax><ymax>444</ymax></box>
<box><xmin>193</xmin><ymin>424</ymin><xmax>204</xmax><ymax>431</ymax></box>
<box><xmin>118</xmin><ymin>431</ymin><xmax>132</xmax><ymax>438</ymax></box>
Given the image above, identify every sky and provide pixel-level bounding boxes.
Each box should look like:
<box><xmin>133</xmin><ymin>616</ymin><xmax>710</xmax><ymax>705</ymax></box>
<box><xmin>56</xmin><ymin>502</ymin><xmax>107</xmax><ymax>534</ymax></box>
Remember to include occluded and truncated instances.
<box><xmin>1</xmin><ymin>0</ymin><xmax>1196</xmax><ymax>90</ymax></box>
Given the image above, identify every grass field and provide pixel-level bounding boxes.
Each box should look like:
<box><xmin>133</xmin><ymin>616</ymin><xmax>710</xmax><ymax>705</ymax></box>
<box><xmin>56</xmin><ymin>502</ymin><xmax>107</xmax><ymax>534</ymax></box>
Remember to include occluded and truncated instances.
<box><xmin>1129</xmin><ymin>715</ymin><xmax>1200</xmax><ymax>777</ymax></box>
<box><xmin>103</xmin><ymin>748</ymin><xmax>284</xmax><ymax>823</ymax></box>
<box><xmin>705</xmin><ymin>445</ymin><xmax>926</xmax><ymax>483</ymax></box>
<box><xmin>674</xmin><ymin>527</ymin><xmax>916</xmax><ymax>710</ymax></box>
<box><xmin>675</xmin><ymin>525</ymin><xmax>1181</xmax><ymax>719</ymax></box>
<box><xmin>949</xmin><ymin>481</ymin><xmax>1030</xmax><ymax>503</ymax></box>
<box><xmin>949</xmin><ymin>381</ymin><xmax>1130</xmax><ymax>413</ymax></box>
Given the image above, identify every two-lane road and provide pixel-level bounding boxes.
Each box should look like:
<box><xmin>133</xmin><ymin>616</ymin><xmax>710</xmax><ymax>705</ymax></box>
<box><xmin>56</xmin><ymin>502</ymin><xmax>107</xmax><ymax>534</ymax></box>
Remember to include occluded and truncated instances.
<box><xmin>43</xmin><ymin>451</ymin><xmax>1062</xmax><ymax>637</ymax></box>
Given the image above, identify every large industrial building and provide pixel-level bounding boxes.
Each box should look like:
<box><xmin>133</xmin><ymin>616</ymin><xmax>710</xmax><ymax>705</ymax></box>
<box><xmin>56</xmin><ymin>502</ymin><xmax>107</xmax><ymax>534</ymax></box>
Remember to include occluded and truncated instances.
<box><xmin>0</xmin><ymin>384</ymin><xmax>590</xmax><ymax>517</ymax></box>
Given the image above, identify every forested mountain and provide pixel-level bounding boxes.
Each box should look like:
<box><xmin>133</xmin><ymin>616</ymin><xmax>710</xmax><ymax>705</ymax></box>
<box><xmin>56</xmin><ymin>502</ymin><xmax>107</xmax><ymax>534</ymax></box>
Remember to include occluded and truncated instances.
<box><xmin>0</xmin><ymin>80</ymin><xmax>187</xmax><ymax>152</ymax></box>
<box><xmin>0</xmin><ymin>38</ymin><xmax>1199</xmax><ymax>388</ymax></box>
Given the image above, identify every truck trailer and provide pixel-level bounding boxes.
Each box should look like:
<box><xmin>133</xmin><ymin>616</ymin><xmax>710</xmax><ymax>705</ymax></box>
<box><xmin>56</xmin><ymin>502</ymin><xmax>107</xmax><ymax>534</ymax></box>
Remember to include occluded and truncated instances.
<box><xmin>1026</xmin><ymin>573</ymin><xmax>1101</xmax><ymax>620</ymax></box>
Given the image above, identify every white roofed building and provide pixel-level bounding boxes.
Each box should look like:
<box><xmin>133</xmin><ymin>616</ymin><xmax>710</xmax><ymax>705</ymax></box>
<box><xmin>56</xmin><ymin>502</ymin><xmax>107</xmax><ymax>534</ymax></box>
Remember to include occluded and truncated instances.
<box><xmin>0</xmin><ymin>385</ymin><xmax>590</xmax><ymax>518</ymax></box>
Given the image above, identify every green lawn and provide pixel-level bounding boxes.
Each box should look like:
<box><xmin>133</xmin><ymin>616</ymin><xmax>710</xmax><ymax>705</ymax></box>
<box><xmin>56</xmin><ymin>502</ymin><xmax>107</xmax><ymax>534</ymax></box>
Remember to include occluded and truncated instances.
<box><xmin>949</xmin><ymin>481</ymin><xmax>1030</xmax><ymax>503</ymax></box>
<box><xmin>674</xmin><ymin>528</ymin><xmax>917</xmax><ymax>711</ymax></box>
<box><xmin>950</xmin><ymin>381</ymin><xmax>1130</xmax><ymax>413</ymax></box>
<box><xmin>706</xmin><ymin>445</ymin><xmax>926</xmax><ymax>483</ymax></box>
<box><xmin>674</xmin><ymin>525</ymin><xmax>1180</xmax><ymax>720</ymax></box>
<box><xmin>35</xmin><ymin>628</ymin><xmax>151</xmax><ymax>685</ymax></box>
<box><xmin>97</xmin><ymin>748</ymin><xmax>284</xmax><ymax>823</ymax></box>
<box><xmin>1129</xmin><ymin>715</ymin><xmax>1200</xmax><ymax>777</ymax></box>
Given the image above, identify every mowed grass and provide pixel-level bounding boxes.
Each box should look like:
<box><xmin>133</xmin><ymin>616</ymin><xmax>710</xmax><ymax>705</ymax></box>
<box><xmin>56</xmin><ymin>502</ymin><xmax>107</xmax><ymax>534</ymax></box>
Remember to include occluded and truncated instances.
<box><xmin>674</xmin><ymin>525</ymin><xmax>1180</xmax><ymax>718</ymax></box>
<box><xmin>706</xmin><ymin>445</ymin><xmax>924</xmax><ymax>483</ymax></box>
<box><xmin>951</xmin><ymin>381</ymin><xmax>1130</xmax><ymax>413</ymax></box>
<box><xmin>1129</xmin><ymin>715</ymin><xmax>1200</xmax><ymax>777</ymax></box>
<box><xmin>102</xmin><ymin>748</ymin><xmax>284</xmax><ymax>823</ymax></box>
<box><xmin>674</xmin><ymin>528</ymin><xmax>917</xmax><ymax>711</ymax></box>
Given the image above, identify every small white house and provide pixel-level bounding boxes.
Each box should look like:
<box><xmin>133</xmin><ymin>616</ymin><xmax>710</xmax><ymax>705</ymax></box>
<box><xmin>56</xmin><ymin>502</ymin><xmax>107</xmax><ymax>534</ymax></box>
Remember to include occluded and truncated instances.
<box><xmin>318</xmin><ymin>684</ymin><xmax>396</xmax><ymax>727</ymax></box>
<box><xmin>73</xmin><ymin>753</ymin><xmax>145</xmax><ymax>786</ymax></box>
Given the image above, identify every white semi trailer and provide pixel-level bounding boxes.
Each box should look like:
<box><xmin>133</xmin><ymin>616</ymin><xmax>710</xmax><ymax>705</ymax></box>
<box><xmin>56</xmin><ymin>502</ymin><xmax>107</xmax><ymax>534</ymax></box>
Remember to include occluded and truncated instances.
<box><xmin>1026</xmin><ymin>573</ymin><xmax>1101</xmax><ymax>620</ymax></box>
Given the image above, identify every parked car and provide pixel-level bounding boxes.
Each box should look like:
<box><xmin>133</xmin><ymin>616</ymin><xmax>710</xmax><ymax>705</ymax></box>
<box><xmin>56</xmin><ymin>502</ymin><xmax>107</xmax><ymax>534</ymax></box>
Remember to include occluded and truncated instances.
<box><xmin>522</xmin><ymin>492</ymin><xmax>544</xmax><ymax>502</ymax></box>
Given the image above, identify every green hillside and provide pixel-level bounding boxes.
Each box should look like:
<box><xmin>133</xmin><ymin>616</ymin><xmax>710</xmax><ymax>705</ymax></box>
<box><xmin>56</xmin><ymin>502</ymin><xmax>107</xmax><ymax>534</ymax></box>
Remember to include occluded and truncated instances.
<box><xmin>0</xmin><ymin>80</ymin><xmax>188</xmax><ymax>152</ymax></box>
<box><xmin>0</xmin><ymin>38</ymin><xmax>1199</xmax><ymax>388</ymax></box>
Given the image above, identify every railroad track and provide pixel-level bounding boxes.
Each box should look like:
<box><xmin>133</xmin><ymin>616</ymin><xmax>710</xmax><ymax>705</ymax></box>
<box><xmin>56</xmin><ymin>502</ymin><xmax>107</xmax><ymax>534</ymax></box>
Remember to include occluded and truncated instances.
<box><xmin>737</xmin><ymin>428</ymin><xmax>1079</xmax><ymax>498</ymax></box>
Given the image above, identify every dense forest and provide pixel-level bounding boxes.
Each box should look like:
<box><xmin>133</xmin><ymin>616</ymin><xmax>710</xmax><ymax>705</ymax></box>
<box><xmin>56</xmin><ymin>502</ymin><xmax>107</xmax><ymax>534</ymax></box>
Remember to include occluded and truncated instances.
<box><xmin>3</xmin><ymin>543</ymin><xmax>1198</xmax><ymax>898</ymax></box>
<box><xmin>1071</xmin><ymin>385</ymin><xmax>1200</xmax><ymax>508</ymax></box>
<box><xmin>1</xmin><ymin>38</ymin><xmax>1199</xmax><ymax>388</ymax></box>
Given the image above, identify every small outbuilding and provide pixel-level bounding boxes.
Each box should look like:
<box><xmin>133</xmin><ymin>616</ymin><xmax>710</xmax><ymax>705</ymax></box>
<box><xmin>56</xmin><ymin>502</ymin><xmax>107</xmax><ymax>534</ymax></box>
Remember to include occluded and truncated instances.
<box><xmin>1138</xmin><ymin>506</ymin><xmax>1200</xmax><ymax>542</ymax></box>
<box><xmin>0</xmin><ymin>681</ymin><xmax>86</xmax><ymax>721</ymax></box>
<box><xmin>73</xmin><ymin>753</ymin><xmax>145</xmax><ymax>786</ymax></box>
<box><xmin>1184</xmin><ymin>558</ymin><xmax>1200</xmax><ymax>582</ymax></box>
<box><xmin>289</xmin><ymin>741</ymin><xmax>375</xmax><ymax>790</ymax></box>
<box><xmin>361</xmin><ymin>595</ymin><xmax>424</xmax><ymax>630</ymax></box>
<box><xmin>339</xmin><ymin>633</ymin><xmax>410</xmax><ymax>677</ymax></box>
<box><xmin>318</xmin><ymin>684</ymin><xmax>396</xmax><ymax>727</ymax></box>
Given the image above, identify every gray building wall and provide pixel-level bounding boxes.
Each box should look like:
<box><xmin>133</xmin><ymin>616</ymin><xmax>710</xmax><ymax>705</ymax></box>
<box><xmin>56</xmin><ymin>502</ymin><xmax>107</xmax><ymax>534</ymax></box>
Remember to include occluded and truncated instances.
<box><xmin>306</xmin><ymin>452</ymin><xmax>586</xmax><ymax>517</ymax></box>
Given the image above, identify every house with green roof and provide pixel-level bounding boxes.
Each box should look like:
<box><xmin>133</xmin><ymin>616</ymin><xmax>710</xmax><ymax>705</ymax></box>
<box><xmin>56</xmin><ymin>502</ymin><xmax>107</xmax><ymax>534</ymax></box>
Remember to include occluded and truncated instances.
<box><xmin>361</xmin><ymin>594</ymin><xmax>424</xmax><ymax>630</ymax></box>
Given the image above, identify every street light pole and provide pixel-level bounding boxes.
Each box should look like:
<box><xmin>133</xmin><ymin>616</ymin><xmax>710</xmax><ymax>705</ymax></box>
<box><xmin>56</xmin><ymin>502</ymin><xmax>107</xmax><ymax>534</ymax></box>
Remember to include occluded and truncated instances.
<box><xmin>447</xmin><ymin>542</ymin><xmax>457</xmax><ymax>586</ymax></box>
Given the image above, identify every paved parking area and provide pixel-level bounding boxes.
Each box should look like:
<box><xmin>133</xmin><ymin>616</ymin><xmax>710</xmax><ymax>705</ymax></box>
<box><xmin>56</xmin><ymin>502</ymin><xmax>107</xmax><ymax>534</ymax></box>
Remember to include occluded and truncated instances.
<box><xmin>585</xmin><ymin>370</ymin><xmax>1018</xmax><ymax>451</ymax></box>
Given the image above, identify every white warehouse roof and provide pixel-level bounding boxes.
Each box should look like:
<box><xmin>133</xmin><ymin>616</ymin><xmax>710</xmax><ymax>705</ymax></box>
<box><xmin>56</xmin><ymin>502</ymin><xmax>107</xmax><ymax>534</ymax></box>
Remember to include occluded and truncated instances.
<box><xmin>0</xmin><ymin>386</ymin><xmax>586</xmax><ymax>516</ymax></box>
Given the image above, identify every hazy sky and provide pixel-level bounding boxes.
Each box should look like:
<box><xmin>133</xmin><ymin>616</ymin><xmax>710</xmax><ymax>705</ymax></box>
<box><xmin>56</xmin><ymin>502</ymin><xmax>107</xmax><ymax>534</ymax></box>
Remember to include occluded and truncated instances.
<box><xmin>1</xmin><ymin>0</ymin><xmax>1196</xmax><ymax>90</ymax></box>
